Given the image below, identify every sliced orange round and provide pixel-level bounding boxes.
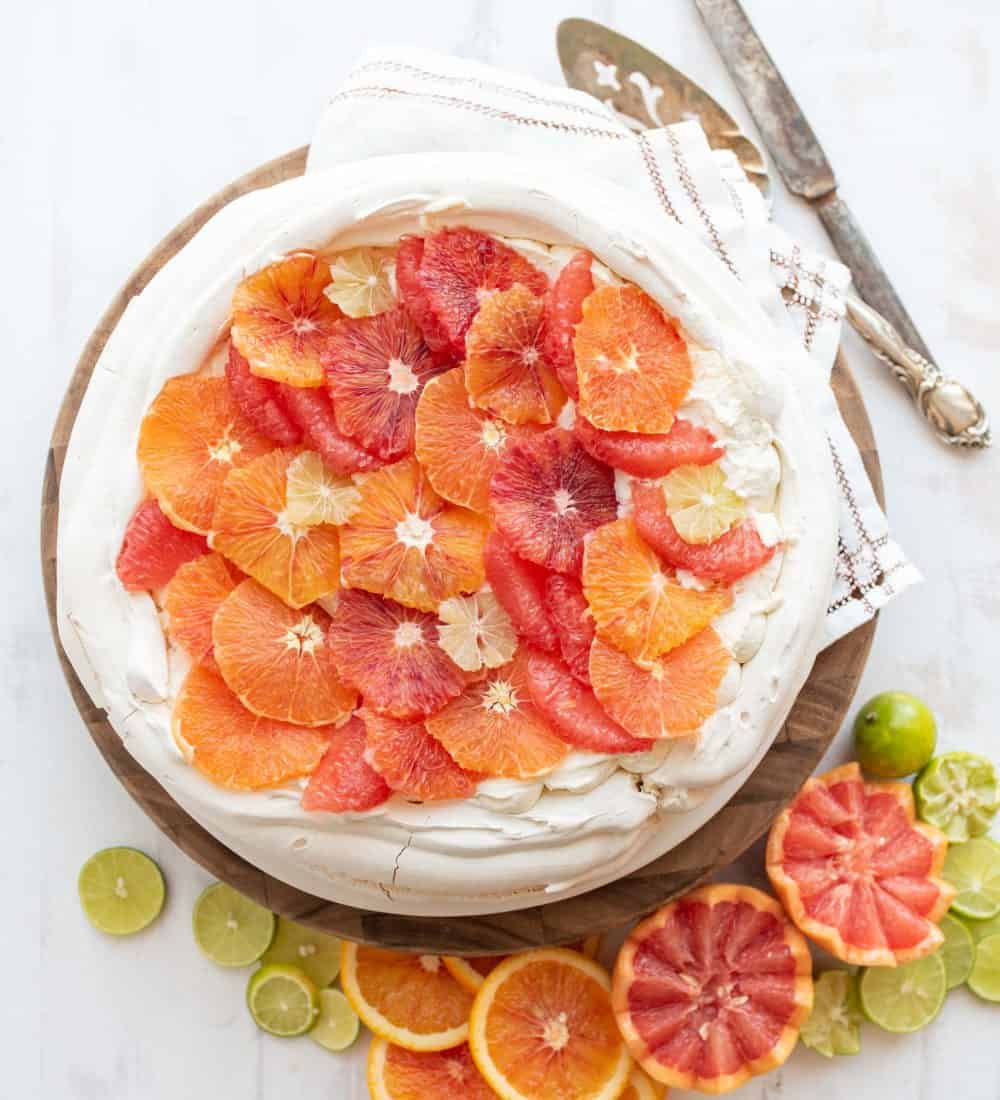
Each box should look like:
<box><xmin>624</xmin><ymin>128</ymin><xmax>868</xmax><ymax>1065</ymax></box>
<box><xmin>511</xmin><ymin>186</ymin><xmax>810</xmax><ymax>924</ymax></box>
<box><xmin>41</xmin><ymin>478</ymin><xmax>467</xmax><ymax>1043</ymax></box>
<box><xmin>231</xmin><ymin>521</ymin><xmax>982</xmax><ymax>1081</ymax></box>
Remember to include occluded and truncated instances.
<box><xmin>574</xmin><ymin>285</ymin><xmax>692</xmax><ymax>433</ymax></box>
<box><xmin>210</xmin><ymin>448</ymin><xmax>341</xmax><ymax>609</ymax></box>
<box><xmin>341</xmin><ymin>943</ymin><xmax>474</xmax><ymax>1052</ymax></box>
<box><xmin>231</xmin><ymin>252</ymin><xmax>342</xmax><ymax>388</ymax></box>
<box><xmin>425</xmin><ymin>651</ymin><xmax>569</xmax><ymax>780</ymax></box>
<box><xmin>464</xmin><ymin>284</ymin><xmax>566</xmax><ymax>426</ymax></box>
<box><xmin>137</xmin><ymin>375</ymin><xmax>273</xmax><ymax>533</ymax></box>
<box><xmin>469</xmin><ymin>948</ymin><xmax>632</xmax><ymax>1100</ymax></box>
<box><xmin>339</xmin><ymin>456</ymin><xmax>489</xmax><ymax>612</ymax></box>
<box><xmin>368</xmin><ymin>1039</ymin><xmax>497</xmax><ymax>1100</ymax></box>
<box><xmin>582</xmin><ymin>518</ymin><xmax>731</xmax><ymax>664</ymax></box>
<box><xmin>172</xmin><ymin>663</ymin><xmax>332</xmax><ymax>790</ymax></box>
<box><xmin>443</xmin><ymin>937</ymin><xmax>603</xmax><ymax>994</ymax></box>
<box><xmin>589</xmin><ymin>632</ymin><xmax>730</xmax><ymax>740</ymax></box>
<box><xmin>212</xmin><ymin>578</ymin><xmax>356</xmax><ymax>726</ymax></box>
<box><xmin>162</xmin><ymin>552</ymin><xmax>240</xmax><ymax>667</ymax></box>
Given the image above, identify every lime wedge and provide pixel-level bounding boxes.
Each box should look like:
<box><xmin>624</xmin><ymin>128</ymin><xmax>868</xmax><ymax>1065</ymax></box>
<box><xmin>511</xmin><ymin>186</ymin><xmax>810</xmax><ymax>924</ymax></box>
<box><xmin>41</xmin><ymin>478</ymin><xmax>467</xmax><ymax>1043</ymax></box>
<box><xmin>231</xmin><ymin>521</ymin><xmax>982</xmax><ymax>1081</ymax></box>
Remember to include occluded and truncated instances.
<box><xmin>246</xmin><ymin>964</ymin><xmax>319</xmax><ymax>1037</ymax></box>
<box><xmin>960</xmin><ymin>911</ymin><xmax>1000</xmax><ymax>944</ymax></box>
<box><xmin>192</xmin><ymin>883</ymin><xmax>275</xmax><ymax>967</ymax></box>
<box><xmin>859</xmin><ymin>954</ymin><xmax>946</xmax><ymax>1033</ymax></box>
<box><xmin>944</xmin><ymin>836</ymin><xmax>1000</xmax><ymax>920</ymax></box>
<box><xmin>915</xmin><ymin>753</ymin><xmax>999</xmax><ymax>842</ymax></box>
<box><xmin>967</xmin><ymin>933</ymin><xmax>1000</xmax><ymax>1003</ymax></box>
<box><xmin>309</xmin><ymin>988</ymin><xmax>360</xmax><ymax>1052</ymax></box>
<box><xmin>261</xmin><ymin>917</ymin><xmax>342</xmax><ymax>987</ymax></box>
<box><xmin>78</xmin><ymin>848</ymin><xmax>165</xmax><ymax>935</ymax></box>
<box><xmin>800</xmin><ymin>970</ymin><xmax>862</xmax><ymax>1057</ymax></box>
<box><xmin>937</xmin><ymin>913</ymin><xmax>976</xmax><ymax>989</ymax></box>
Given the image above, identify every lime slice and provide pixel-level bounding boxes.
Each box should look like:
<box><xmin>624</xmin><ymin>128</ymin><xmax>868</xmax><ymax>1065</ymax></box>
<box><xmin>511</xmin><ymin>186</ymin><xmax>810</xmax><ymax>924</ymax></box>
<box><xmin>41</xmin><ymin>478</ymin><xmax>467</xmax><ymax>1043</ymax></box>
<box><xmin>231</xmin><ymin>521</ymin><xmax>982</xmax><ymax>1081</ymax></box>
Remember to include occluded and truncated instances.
<box><xmin>967</xmin><ymin>933</ymin><xmax>1000</xmax><ymax>1003</ymax></box>
<box><xmin>800</xmin><ymin>970</ymin><xmax>862</xmax><ymax>1057</ymax></box>
<box><xmin>192</xmin><ymin>883</ymin><xmax>275</xmax><ymax>967</ymax></box>
<box><xmin>960</xmin><ymin>910</ymin><xmax>1000</xmax><ymax>944</ymax></box>
<box><xmin>915</xmin><ymin>753</ymin><xmax>999</xmax><ymax>842</ymax></box>
<box><xmin>937</xmin><ymin>913</ymin><xmax>976</xmax><ymax>990</ymax></box>
<box><xmin>78</xmin><ymin>847</ymin><xmax>165</xmax><ymax>935</ymax></box>
<box><xmin>261</xmin><ymin>917</ymin><xmax>343</xmax><ymax>987</ymax></box>
<box><xmin>852</xmin><ymin>691</ymin><xmax>936</xmax><ymax>778</ymax></box>
<box><xmin>944</xmin><ymin>836</ymin><xmax>1000</xmax><ymax>920</ymax></box>
<box><xmin>309</xmin><ymin>988</ymin><xmax>360</xmax><ymax>1052</ymax></box>
<box><xmin>859</xmin><ymin>953</ymin><xmax>947</xmax><ymax>1033</ymax></box>
<box><xmin>246</xmin><ymin>964</ymin><xmax>319</xmax><ymax>1037</ymax></box>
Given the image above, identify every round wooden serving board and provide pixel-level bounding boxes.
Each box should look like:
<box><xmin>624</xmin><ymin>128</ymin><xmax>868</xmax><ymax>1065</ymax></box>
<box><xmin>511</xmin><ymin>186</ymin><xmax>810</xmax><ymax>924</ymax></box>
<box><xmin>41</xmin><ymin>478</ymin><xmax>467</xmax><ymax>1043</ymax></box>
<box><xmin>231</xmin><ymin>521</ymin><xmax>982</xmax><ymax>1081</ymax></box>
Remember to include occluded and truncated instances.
<box><xmin>41</xmin><ymin>147</ymin><xmax>883</xmax><ymax>954</ymax></box>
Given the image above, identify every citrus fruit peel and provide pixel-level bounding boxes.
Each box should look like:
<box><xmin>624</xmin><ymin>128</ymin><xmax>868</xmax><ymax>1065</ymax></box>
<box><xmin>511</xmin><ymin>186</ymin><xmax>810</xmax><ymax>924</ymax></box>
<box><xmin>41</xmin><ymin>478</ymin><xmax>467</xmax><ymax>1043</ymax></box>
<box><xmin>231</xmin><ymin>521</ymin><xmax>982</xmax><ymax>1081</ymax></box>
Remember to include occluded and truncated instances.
<box><xmin>325</xmin><ymin>246</ymin><xmax>396</xmax><ymax>318</ymax></box>
<box><xmin>163</xmin><ymin>552</ymin><xmax>239</xmax><ymax>668</ymax></box>
<box><xmin>283</xmin><ymin>450</ymin><xmax>361</xmax><ymax>527</ymax></box>
<box><xmin>541</xmin><ymin>250</ymin><xmax>594</xmax><ymax>399</ymax></box>
<box><xmin>483</xmin><ymin>532</ymin><xmax>559</xmax><ymax>654</ymax></box>
<box><xmin>224</xmin><ymin>341</ymin><xmax>301</xmax><ymax>446</ymax></box>
<box><xmin>367</xmin><ymin>1039</ymin><xmax>497</xmax><ymax>1100</ymax></box>
<box><xmin>661</xmin><ymin>463</ymin><xmax>746</xmax><ymax>545</ymax></box>
<box><xmin>116</xmin><ymin>498</ymin><xmax>209</xmax><ymax>592</ymax></box>
<box><xmin>301</xmin><ymin>715</ymin><xmax>391</xmax><ymax>813</ymax></box>
<box><xmin>279</xmin><ymin>384</ymin><xmax>380</xmax><ymax>476</ymax></box>
<box><xmin>575</xmin><ymin>413</ymin><xmax>722</xmax><ymax>478</ymax></box>
<box><xmin>436</xmin><ymin>589</ymin><xmax>518</xmax><ymax>672</ymax></box>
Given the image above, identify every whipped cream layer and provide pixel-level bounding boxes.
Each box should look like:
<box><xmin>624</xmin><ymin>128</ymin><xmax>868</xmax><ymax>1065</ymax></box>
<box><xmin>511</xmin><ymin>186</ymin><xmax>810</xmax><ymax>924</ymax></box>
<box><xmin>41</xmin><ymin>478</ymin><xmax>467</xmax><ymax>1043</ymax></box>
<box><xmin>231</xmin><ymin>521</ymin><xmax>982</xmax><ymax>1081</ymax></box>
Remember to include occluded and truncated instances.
<box><xmin>57</xmin><ymin>155</ymin><xmax>839</xmax><ymax>916</ymax></box>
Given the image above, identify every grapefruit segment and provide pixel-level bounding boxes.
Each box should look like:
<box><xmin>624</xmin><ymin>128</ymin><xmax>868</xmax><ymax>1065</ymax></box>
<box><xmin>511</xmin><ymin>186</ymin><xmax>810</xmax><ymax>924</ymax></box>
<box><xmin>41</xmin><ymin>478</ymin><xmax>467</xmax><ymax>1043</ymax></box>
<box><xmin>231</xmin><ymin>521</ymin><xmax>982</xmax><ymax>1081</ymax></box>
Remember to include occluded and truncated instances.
<box><xmin>280</xmin><ymin>384</ymin><xmax>380</xmax><ymax>476</ymax></box>
<box><xmin>575</xmin><ymin>415</ymin><xmax>722</xmax><ymax>478</ymax></box>
<box><xmin>224</xmin><ymin>342</ymin><xmax>301</xmax><ymax>446</ymax></box>
<box><xmin>541</xmin><ymin>250</ymin><xmax>594</xmax><ymax>399</ymax></box>
<box><xmin>302</xmin><ymin>715</ymin><xmax>391</xmax><ymax>813</ymax></box>
<box><xmin>483</xmin><ymin>533</ymin><xmax>559</xmax><ymax>654</ymax></box>
<box><xmin>543</xmin><ymin>573</ymin><xmax>595</xmax><ymax>684</ymax></box>
<box><xmin>395</xmin><ymin>235</ymin><xmax>454</xmax><ymax>363</ymax></box>
<box><xmin>162</xmin><ymin>552</ymin><xmax>239</xmax><ymax>666</ymax></box>
<box><xmin>116</xmin><ymin>498</ymin><xmax>209</xmax><ymax>592</ymax></box>
<box><xmin>368</xmin><ymin>1039</ymin><xmax>496</xmax><ymax>1100</ymax></box>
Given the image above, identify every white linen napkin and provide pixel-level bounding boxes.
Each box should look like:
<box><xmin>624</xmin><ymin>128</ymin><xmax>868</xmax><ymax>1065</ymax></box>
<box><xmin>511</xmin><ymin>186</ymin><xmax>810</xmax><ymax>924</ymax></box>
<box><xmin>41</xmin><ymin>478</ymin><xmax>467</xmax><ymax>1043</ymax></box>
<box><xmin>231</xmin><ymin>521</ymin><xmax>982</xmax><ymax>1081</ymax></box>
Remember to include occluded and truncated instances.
<box><xmin>307</xmin><ymin>46</ymin><xmax>920</xmax><ymax>645</ymax></box>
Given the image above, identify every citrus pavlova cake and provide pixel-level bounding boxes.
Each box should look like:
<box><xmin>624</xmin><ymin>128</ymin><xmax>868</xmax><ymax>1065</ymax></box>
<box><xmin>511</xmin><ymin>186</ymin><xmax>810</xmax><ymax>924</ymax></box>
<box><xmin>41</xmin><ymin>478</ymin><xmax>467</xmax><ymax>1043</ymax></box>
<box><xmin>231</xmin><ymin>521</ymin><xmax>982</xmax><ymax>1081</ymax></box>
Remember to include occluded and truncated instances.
<box><xmin>57</xmin><ymin>156</ymin><xmax>838</xmax><ymax>915</ymax></box>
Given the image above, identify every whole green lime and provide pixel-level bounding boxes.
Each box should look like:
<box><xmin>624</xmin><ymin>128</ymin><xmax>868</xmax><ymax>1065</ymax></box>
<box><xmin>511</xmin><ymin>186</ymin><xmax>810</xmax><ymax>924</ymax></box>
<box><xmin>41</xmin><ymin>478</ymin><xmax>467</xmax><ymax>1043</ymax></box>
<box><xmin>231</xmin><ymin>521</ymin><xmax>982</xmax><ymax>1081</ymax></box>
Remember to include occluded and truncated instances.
<box><xmin>852</xmin><ymin>692</ymin><xmax>936</xmax><ymax>778</ymax></box>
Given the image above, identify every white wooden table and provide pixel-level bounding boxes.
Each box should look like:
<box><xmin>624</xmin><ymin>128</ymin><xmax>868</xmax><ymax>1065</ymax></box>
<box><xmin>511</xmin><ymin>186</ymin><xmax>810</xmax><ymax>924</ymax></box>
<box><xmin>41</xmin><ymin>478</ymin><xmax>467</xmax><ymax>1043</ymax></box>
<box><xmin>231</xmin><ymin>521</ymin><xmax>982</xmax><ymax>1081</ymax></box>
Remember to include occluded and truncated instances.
<box><xmin>5</xmin><ymin>1</ymin><xmax>999</xmax><ymax>1096</ymax></box>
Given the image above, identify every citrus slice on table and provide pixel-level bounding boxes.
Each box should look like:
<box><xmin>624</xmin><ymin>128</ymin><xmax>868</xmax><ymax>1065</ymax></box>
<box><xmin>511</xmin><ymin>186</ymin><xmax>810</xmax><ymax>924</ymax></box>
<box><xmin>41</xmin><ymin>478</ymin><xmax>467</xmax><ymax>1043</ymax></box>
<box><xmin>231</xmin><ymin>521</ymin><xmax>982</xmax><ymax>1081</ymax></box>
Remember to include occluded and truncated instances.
<box><xmin>436</xmin><ymin>590</ymin><xmax>518</xmax><ymax>673</ymax></box>
<box><xmin>483</xmin><ymin>532</ymin><xmax>559</xmax><ymax>654</ymax></box>
<box><xmin>442</xmin><ymin>938</ymin><xmax>603</xmax><ymax>993</ymax></box>
<box><xmin>766</xmin><ymin>762</ymin><xmax>955</xmax><ymax>966</ymax></box>
<box><xmin>937</xmin><ymin>912</ymin><xmax>976</xmax><ymax>989</ymax></box>
<box><xmin>858</xmin><ymin>953</ymin><xmax>946</xmax><ymax>1033</ymax></box>
<box><xmin>573</xmin><ymin>284</ymin><xmax>692</xmax><ymax>433</ymax></box>
<box><xmin>231</xmin><ymin>252</ymin><xmax>342</xmax><ymax>387</ymax></box>
<box><xmin>968</xmin><ymin>933</ymin><xmax>1000</xmax><ymax>1002</ymax></box>
<box><xmin>246</xmin><ymin>963</ymin><xmax>319</xmax><ymax>1037</ymax></box>
<box><xmin>163</xmin><ymin>552</ymin><xmax>239</xmax><ymax>668</ymax></box>
<box><xmin>660</xmin><ymin>463</ymin><xmax>746</xmax><ymax>544</ymax></box>
<box><xmin>224</xmin><ymin>342</ymin><xmax>301</xmax><ymax>446</ymax></box>
<box><xmin>172</xmin><ymin>664</ymin><xmax>332</xmax><ymax>790</ymax></box>
<box><xmin>279</xmin><ymin>383</ymin><xmax>380</xmax><ymax>476</ymax></box>
<box><xmin>368</xmin><ymin>1039</ymin><xmax>496</xmax><ymax>1100</ymax></box>
<box><xmin>915</xmin><ymin>751</ymin><xmax>999</xmax><ymax>842</ymax></box>
<box><xmin>361</xmin><ymin>709</ymin><xmax>481</xmax><ymax>801</ymax></box>
<box><xmin>800</xmin><ymin>970</ymin><xmax>862</xmax><ymax>1058</ymax></box>
<box><xmin>309</xmin><ymin>988</ymin><xmax>360</xmax><ymax>1052</ymax></box>
<box><xmin>301</xmin><ymin>715</ymin><xmax>391</xmax><ymax>814</ymax></box>
<box><xmin>339</xmin><ymin>456</ymin><xmax>489</xmax><ymax>611</ymax></box>
<box><xmin>78</xmin><ymin>848</ymin><xmax>166</xmax><ymax>936</ymax></box>
<box><xmin>942</xmin><ymin>835</ymin><xmax>1000</xmax><ymax>919</ymax></box>
<box><xmin>210</xmin><ymin>448</ymin><xmax>342</xmax><ymax>609</ymax></box>
<box><xmin>469</xmin><ymin>948</ymin><xmax>631</xmax><ymax>1100</ymax></box>
<box><xmin>283</xmin><ymin>450</ymin><xmax>361</xmax><ymax>527</ymax></box>
<box><xmin>116</xmin><ymin>498</ymin><xmax>209</xmax><ymax>592</ymax></box>
<box><xmin>543</xmin><ymin>573</ymin><xmax>595</xmax><ymax>684</ymax></box>
<box><xmin>341</xmin><ymin>944</ymin><xmax>474</xmax><ymax>1051</ymax></box>
<box><xmin>612</xmin><ymin>884</ymin><xmax>813</xmax><ymax>1095</ymax></box>
<box><xmin>260</xmin><ymin>916</ymin><xmax>343</xmax><ymax>987</ymax></box>
<box><xmin>192</xmin><ymin>882</ymin><xmax>275</xmax><ymax>967</ymax></box>
<box><xmin>575</xmin><ymin>414</ymin><xmax>722</xmax><ymax>478</ymax></box>
<box><xmin>325</xmin><ymin>246</ymin><xmax>396</xmax><ymax>318</ymax></box>
<box><xmin>541</xmin><ymin>249</ymin><xmax>594</xmax><ymax>399</ymax></box>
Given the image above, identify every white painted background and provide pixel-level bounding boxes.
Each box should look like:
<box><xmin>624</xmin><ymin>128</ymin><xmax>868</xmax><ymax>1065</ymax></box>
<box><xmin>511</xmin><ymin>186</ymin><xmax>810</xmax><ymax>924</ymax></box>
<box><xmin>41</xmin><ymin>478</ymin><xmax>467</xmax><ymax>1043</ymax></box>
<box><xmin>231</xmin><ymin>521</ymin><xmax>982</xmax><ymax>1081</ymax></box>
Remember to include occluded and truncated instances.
<box><xmin>4</xmin><ymin>0</ymin><xmax>999</xmax><ymax>1096</ymax></box>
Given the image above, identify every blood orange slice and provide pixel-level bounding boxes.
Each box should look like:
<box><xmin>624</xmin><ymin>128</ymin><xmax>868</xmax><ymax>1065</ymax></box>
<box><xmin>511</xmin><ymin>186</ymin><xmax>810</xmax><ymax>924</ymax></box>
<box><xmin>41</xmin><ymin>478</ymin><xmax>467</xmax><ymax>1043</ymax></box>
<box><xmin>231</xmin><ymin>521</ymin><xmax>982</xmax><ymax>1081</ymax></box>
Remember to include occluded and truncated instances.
<box><xmin>543</xmin><ymin>573</ymin><xmax>594</xmax><ymax>684</ymax></box>
<box><xmin>224</xmin><ymin>342</ymin><xmax>301</xmax><ymax>446</ymax></box>
<box><xmin>279</xmin><ymin>383</ymin><xmax>380</xmax><ymax>476</ymax></box>
<box><xmin>116</xmin><ymin>498</ymin><xmax>209</xmax><ymax>592</ymax></box>
<box><xmin>301</xmin><ymin>715</ymin><xmax>391</xmax><ymax>813</ymax></box>
<box><xmin>590</xmin><ymin>631</ymin><xmax>730</xmax><ymax>740</ymax></box>
<box><xmin>162</xmin><ymin>552</ymin><xmax>239</xmax><ymax>666</ymax></box>
<box><xmin>575</xmin><ymin>415</ymin><xmax>722</xmax><ymax>478</ymax></box>
<box><xmin>326</xmin><ymin>590</ymin><xmax>466</xmax><ymax>719</ymax></box>
<box><xmin>210</xmin><ymin>449</ymin><xmax>341</xmax><ymax>609</ymax></box>
<box><xmin>425</xmin><ymin>651</ymin><xmax>568</xmax><ymax>779</ymax></box>
<box><xmin>368</xmin><ymin>1040</ymin><xmax>496</xmax><ymax>1100</ymax></box>
<box><xmin>137</xmin><ymin>375</ymin><xmax>273</xmax><ymax>533</ymax></box>
<box><xmin>172</xmin><ymin>664</ymin><xmax>333</xmax><ymax>790</ymax></box>
<box><xmin>490</xmin><ymin>430</ymin><xmax>617</xmax><ymax>576</ymax></box>
<box><xmin>464</xmin><ymin>284</ymin><xmax>566</xmax><ymax>426</ymax></box>
<box><xmin>361</xmin><ymin>708</ymin><xmax>480</xmax><ymax>802</ymax></box>
<box><xmin>612</xmin><ymin>884</ymin><xmax>813</xmax><ymax>1095</ymax></box>
<box><xmin>582</xmin><ymin>518</ymin><xmax>731</xmax><ymax>664</ymax></box>
<box><xmin>339</xmin><ymin>456</ymin><xmax>489</xmax><ymax>612</ymax></box>
<box><xmin>766</xmin><ymin>762</ymin><xmax>955</xmax><ymax>967</ymax></box>
<box><xmin>212</xmin><ymin>578</ymin><xmax>356</xmax><ymax>726</ymax></box>
<box><xmin>395</xmin><ymin>235</ymin><xmax>454</xmax><ymax>363</ymax></box>
<box><xmin>231</xmin><ymin>253</ymin><xmax>342</xmax><ymax>388</ymax></box>
<box><xmin>574</xmin><ymin>285</ymin><xmax>693</xmax><ymax>433</ymax></box>
<box><xmin>541</xmin><ymin>250</ymin><xmax>594</xmax><ymax>399</ymax></box>
<box><xmin>483</xmin><ymin>533</ymin><xmax>558</xmax><ymax>654</ymax></box>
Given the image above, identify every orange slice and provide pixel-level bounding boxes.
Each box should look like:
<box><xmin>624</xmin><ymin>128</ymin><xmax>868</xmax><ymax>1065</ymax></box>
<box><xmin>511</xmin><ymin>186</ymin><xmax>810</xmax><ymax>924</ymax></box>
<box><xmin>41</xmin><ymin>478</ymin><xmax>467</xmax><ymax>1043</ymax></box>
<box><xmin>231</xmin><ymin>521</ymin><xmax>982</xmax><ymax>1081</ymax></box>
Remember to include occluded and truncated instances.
<box><xmin>172</xmin><ymin>664</ymin><xmax>332</xmax><ymax>790</ymax></box>
<box><xmin>469</xmin><ymin>948</ymin><xmax>632</xmax><ymax>1100</ymax></box>
<box><xmin>582</xmin><ymin>518</ymin><xmax>731</xmax><ymax>664</ymax></box>
<box><xmin>443</xmin><ymin>937</ymin><xmax>603</xmax><ymax>994</ymax></box>
<box><xmin>425</xmin><ymin>650</ymin><xmax>568</xmax><ymax>780</ymax></box>
<box><xmin>573</xmin><ymin>285</ymin><xmax>692</xmax><ymax>433</ymax></box>
<box><xmin>339</xmin><ymin>456</ymin><xmax>489</xmax><ymax>612</ymax></box>
<box><xmin>210</xmin><ymin>448</ymin><xmax>341</xmax><ymax>609</ymax></box>
<box><xmin>464</xmin><ymin>284</ymin><xmax>566</xmax><ymax>426</ymax></box>
<box><xmin>231</xmin><ymin>252</ymin><xmax>342</xmax><ymax>387</ymax></box>
<box><xmin>589</xmin><ymin>631</ymin><xmax>730</xmax><ymax>740</ymax></box>
<box><xmin>368</xmin><ymin>1040</ymin><xmax>497</xmax><ymax>1100</ymax></box>
<box><xmin>212</xmin><ymin>578</ymin><xmax>356</xmax><ymax>726</ymax></box>
<box><xmin>137</xmin><ymin>375</ymin><xmax>273</xmax><ymax>533</ymax></box>
<box><xmin>162</xmin><ymin>552</ymin><xmax>240</xmax><ymax>668</ymax></box>
<box><xmin>341</xmin><ymin>943</ymin><xmax>474</xmax><ymax>1052</ymax></box>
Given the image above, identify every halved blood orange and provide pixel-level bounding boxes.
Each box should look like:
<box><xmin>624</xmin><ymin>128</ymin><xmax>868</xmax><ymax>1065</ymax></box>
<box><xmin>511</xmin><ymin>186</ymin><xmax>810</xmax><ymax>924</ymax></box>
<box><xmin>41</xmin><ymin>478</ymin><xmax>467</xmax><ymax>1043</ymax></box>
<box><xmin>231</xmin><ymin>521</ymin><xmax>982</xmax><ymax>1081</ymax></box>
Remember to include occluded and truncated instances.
<box><xmin>541</xmin><ymin>250</ymin><xmax>595</xmax><ymax>399</ymax></box>
<box><xmin>212</xmin><ymin>578</ymin><xmax>356</xmax><ymax>726</ymax></box>
<box><xmin>766</xmin><ymin>762</ymin><xmax>955</xmax><ymax>967</ymax></box>
<box><xmin>368</xmin><ymin>1039</ymin><xmax>497</xmax><ymax>1100</ymax></box>
<box><xmin>574</xmin><ymin>285</ymin><xmax>692</xmax><ymax>433</ymax></box>
<box><xmin>279</xmin><ymin>383</ymin><xmax>380</xmax><ymax>476</ymax></box>
<box><xmin>231</xmin><ymin>252</ymin><xmax>342</xmax><ymax>388</ymax></box>
<box><xmin>172</xmin><ymin>664</ymin><xmax>332</xmax><ymax>790</ymax></box>
<box><xmin>162</xmin><ymin>552</ymin><xmax>239</xmax><ymax>667</ymax></box>
<box><xmin>137</xmin><ymin>375</ymin><xmax>273</xmax><ymax>533</ymax></box>
<box><xmin>443</xmin><ymin>938</ymin><xmax>603</xmax><ymax>993</ymax></box>
<box><xmin>575</xmin><ymin>415</ymin><xmax>722</xmax><ymax>479</ymax></box>
<box><xmin>483</xmin><ymin>532</ymin><xmax>559</xmax><ymax>654</ymax></box>
<box><xmin>425</xmin><ymin>651</ymin><xmax>568</xmax><ymax>780</ymax></box>
<box><xmin>326</xmin><ymin>590</ymin><xmax>466</xmax><ymax>719</ymax></box>
<box><xmin>612</xmin><ymin>884</ymin><xmax>813</xmax><ymax>1095</ymax></box>
<box><xmin>464</xmin><ymin>285</ymin><xmax>566</xmax><ymax>426</ymax></box>
<box><xmin>582</xmin><ymin>519</ymin><xmax>731</xmax><ymax>664</ymax></box>
<box><xmin>543</xmin><ymin>573</ymin><xmax>595</xmax><ymax>684</ymax></box>
<box><xmin>116</xmin><ymin>498</ymin><xmax>209</xmax><ymax>592</ymax></box>
<box><xmin>589</xmin><ymin>632</ymin><xmax>730</xmax><ymax>740</ymax></box>
<box><xmin>224</xmin><ymin>342</ymin><xmax>301</xmax><ymax>446</ymax></box>
<box><xmin>301</xmin><ymin>715</ymin><xmax>391</xmax><ymax>814</ymax></box>
<box><xmin>210</xmin><ymin>449</ymin><xmax>341</xmax><ymax>609</ymax></box>
<box><xmin>341</xmin><ymin>943</ymin><xmax>474</xmax><ymax>1052</ymax></box>
<box><xmin>469</xmin><ymin>948</ymin><xmax>632</xmax><ymax>1100</ymax></box>
<box><xmin>339</xmin><ymin>456</ymin><xmax>489</xmax><ymax>612</ymax></box>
